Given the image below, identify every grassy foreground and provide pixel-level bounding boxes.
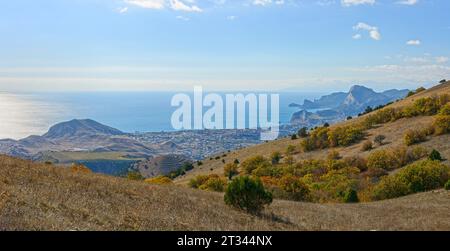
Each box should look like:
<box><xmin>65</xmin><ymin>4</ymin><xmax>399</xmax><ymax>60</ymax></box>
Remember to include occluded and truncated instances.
<box><xmin>1</xmin><ymin>155</ymin><xmax>449</xmax><ymax>230</ymax></box>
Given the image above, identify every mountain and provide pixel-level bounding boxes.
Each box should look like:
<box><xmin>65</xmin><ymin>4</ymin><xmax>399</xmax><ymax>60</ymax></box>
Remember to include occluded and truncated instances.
<box><xmin>289</xmin><ymin>92</ymin><xmax>347</xmax><ymax>109</ymax></box>
<box><xmin>290</xmin><ymin>85</ymin><xmax>409</xmax><ymax>111</ymax></box>
<box><xmin>0</xmin><ymin>119</ymin><xmax>155</xmax><ymax>161</ymax></box>
<box><xmin>290</xmin><ymin>85</ymin><xmax>409</xmax><ymax>125</ymax></box>
<box><xmin>43</xmin><ymin>119</ymin><xmax>125</xmax><ymax>139</ymax></box>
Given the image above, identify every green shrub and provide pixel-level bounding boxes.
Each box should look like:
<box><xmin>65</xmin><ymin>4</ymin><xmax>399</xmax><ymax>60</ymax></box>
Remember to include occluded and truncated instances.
<box><xmin>367</xmin><ymin>149</ymin><xmax>401</xmax><ymax>171</ymax></box>
<box><xmin>278</xmin><ymin>175</ymin><xmax>310</xmax><ymax>201</ymax></box>
<box><xmin>403</xmin><ymin>129</ymin><xmax>428</xmax><ymax>146</ymax></box>
<box><xmin>300</xmin><ymin>127</ymin><xmax>330</xmax><ymax>151</ymax></box>
<box><xmin>408</xmin><ymin>146</ymin><xmax>429</xmax><ymax>161</ymax></box>
<box><xmin>371</xmin><ymin>160</ymin><xmax>450</xmax><ymax>200</ymax></box>
<box><xmin>188</xmin><ymin>175</ymin><xmax>210</xmax><ymax>188</ymax></box>
<box><xmin>224</xmin><ymin>176</ymin><xmax>273</xmax><ymax>214</ymax></box>
<box><xmin>291</xmin><ymin>134</ymin><xmax>298</xmax><ymax>140</ymax></box>
<box><xmin>445</xmin><ymin>180</ymin><xmax>450</xmax><ymax>190</ymax></box>
<box><xmin>328</xmin><ymin>126</ymin><xmax>365</xmax><ymax>147</ymax></box>
<box><xmin>190</xmin><ymin>174</ymin><xmax>227</xmax><ymax>192</ymax></box>
<box><xmin>439</xmin><ymin>103</ymin><xmax>450</xmax><ymax>115</ymax></box>
<box><xmin>240</xmin><ymin>156</ymin><xmax>271</xmax><ymax>174</ymax></box>
<box><xmin>343</xmin><ymin>189</ymin><xmax>359</xmax><ymax>203</ymax></box>
<box><xmin>428</xmin><ymin>149</ymin><xmax>443</xmax><ymax>161</ymax></box>
<box><xmin>200</xmin><ymin>176</ymin><xmax>227</xmax><ymax>192</ymax></box>
<box><xmin>343</xmin><ymin>156</ymin><xmax>368</xmax><ymax>172</ymax></box>
<box><xmin>433</xmin><ymin>115</ymin><xmax>450</xmax><ymax>135</ymax></box>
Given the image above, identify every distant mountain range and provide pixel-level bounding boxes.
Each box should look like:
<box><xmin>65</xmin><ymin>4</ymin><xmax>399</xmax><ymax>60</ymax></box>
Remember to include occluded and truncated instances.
<box><xmin>290</xmin><ymin>85</ymin><xmax>409</xmax><ymax>125</ymax></box>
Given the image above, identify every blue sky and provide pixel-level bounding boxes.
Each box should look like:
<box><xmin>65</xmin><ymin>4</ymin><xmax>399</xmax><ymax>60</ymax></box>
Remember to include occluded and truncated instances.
<box><xmin>0</xmin><ymin>0</ymin><xmax>449</xmax><ymax>92</ymax></box>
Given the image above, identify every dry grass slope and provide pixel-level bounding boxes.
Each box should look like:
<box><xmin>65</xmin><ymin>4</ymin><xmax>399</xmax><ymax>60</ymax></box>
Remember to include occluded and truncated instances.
<box><xmin>1</xmin><ymin>155</ymin><xmax>449</xmax><ymax>230</ymax></box>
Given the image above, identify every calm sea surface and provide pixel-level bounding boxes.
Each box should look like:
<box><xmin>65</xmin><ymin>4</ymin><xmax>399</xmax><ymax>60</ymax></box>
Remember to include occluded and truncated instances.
<box><xmin>0</xmin><ymin>91</ymin><xmax>324</xmax><ymax>140</ymax></box>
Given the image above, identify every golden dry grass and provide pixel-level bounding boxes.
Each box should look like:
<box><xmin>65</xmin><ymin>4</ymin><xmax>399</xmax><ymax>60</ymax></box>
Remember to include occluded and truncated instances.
<box><xmin>1</xmin><ymin>155</ymin><xmax>449</xmax><ymax>230</ymax></box>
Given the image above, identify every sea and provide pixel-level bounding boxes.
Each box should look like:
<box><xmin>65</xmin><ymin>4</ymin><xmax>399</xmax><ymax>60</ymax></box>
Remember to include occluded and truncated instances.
<box><xmin>0</xmin><ymin>91</ymin><xmax>325</xmax><ymax>140</ymax></box>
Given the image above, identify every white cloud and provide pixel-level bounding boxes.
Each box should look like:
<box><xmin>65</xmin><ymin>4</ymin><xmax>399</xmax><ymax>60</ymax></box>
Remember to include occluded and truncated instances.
<box><xmin>252</xmin><ymin>0</ymin><xmax>284</xmax><ymax>6</ymax></box>
<box><xmin>125</xmin><ymin>0</ymin><xmax>202</xmax><ymax>12</ymax></box>
<box><xmin>117</xmin><ymin>7</ymin><xmax>129</xmax><ymax>14</ymax></box>
<box><xmin>353</xmin><ymin>22</ymin><xmax>381</xmax><ymax>40</ymax></box>
<box><xmin>406</xmin><ymin>40</ymin><xmax>421</xmax><ymax>46</ymax></box>
<box><xmin>125</xmin><ymin>0</ymin><xmax>165</xmax><ymax>9</ymax></box>
<box><xmin>352</xmin><ymin>34</ymin><xmax>362</xmax><ymax>40</ymax></box>
<box><xmin>169</xmin><ymin>0</ymin><xmax>202</xmax><ymax>12</ymax></box>
<box><xmin>176</xmin><ymin>15</ymin><xmax>190</xmax><ymax>21</ymax></box>
<box><xmin>227</xmin><ymin>15</ymin><xmax>237</xmax><ymax>21</ymax></box>
<box><xmin>396</xmin><ymin>0</ymin><xmax>419</xmax><ymax>5</ymax></box>
<box><xmin>341</xmin><ymin>0</ymin><xmax>375</xmax><ymax>7</ymax></box>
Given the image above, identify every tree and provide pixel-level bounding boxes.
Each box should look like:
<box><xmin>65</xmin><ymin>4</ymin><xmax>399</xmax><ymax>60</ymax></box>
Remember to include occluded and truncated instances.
<box><xmin>224</xmin><ymin>176</ymin><xmax>272</xmax><ymax>214</ymax></box>
<box><xmin>429</xmin><ymin>149</ymin><xmax>443</xmax><ymax>161</ymax></box>
<box><xmin>347</xmin><ymin>116</ymin><xmax>353</xmax><ymax>120</ymax></box>
<box><xmin>374</xmin><ymin>135</ymin><xmax>386</xmax><ymax>145</ymax></box>
<box><xmin>291</xmin><ymin>134</ymin><xmax>298</xmax><ymax>140</ymax></box>
<box><xmin>234</xmin><ymin>159</ymin><xmax>240</xmax><ymax>165</ymax></box>
<box><xmin>323</xmin><ymin>122</ymin><xmax>330</xmax><ymax>128</ymax></box>
<box><xmin>365</xmin><ymin>106</ymin><xmax>373</xmax><ymax>114</ymax></box>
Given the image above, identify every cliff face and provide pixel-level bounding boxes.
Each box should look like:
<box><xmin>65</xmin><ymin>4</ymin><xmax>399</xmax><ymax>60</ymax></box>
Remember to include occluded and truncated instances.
<box><xmin>290</xmin><ymin>85</ymin><xmax>409</xmax><ymax>126</ymax></box>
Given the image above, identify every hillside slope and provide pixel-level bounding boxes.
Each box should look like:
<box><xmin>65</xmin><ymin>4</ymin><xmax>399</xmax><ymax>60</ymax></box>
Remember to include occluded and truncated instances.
<box><xmin>176</xmin><ymin>81</ymin><xmax>450</xmax><ymax>185</ymax></box>
<box><xmin>0</xmin><ymin>155</ymin><xmax>449</xmax><ymax>230</ymax></box>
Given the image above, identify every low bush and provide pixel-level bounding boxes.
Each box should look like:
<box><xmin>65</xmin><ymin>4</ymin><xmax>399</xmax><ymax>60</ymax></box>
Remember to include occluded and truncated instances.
<box><xmin>240</xmin><ymin>156</ymin><xmax>271</xmax><ymax>175</ymax></box>
<box><xmin>367</xmin><ymin>149</ymin><xmax>401</xmax><ymax>171</ymax></box>
<box><xmin>404</xmin><ymin>129</ymin><xmax>428</xmax><ymax>146</ymax></box>
<box><xmin>433</xmin><ymin>115</ymin><xmax>450</xmax><ymax>135</ymax></box>
<box><xmin>428</xmin><ymin>149</ymin><xmax>443</xmax><ymax>161</ymax></box>
<box><xmin>343</xmin><ymin>189</ymin><xmax>359</xmax><ymax>203</ymax></box>
<box><xmin>361</xmin><ymin>140</ymin><xmax>373</xmax><ymax>151</ymax></box>
<box><xmin>278</xmin><ymin>175</ymin><xmax>311</xmax><ymax>201</ymax></box>
<box><xmin>189</xmin><ymin>174</ymin><xmax>227</xmax><ymax>192</ymax></box>
<box><xmin>224</xmin><ymin>176</ymin><xmax>273</xmax><ymax>214</ymax></box>
<box><xmin>327</xmin><ymin>150</ymin><xmax>341</xmax><ymax>160</ymax></box>
<box><xmin>370</xmin><ymin>160</ymin><xmax>450</xmax><ymax>200</ymax></box>
<box><xmin>270</xmin><ymin>151</ymin><xmax>282</xmax><ymax>165</ymax></box>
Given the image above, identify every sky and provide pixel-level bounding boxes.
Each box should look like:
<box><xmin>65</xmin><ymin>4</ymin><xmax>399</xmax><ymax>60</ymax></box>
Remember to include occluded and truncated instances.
<box><xmin>0</xmin><ymin>0</ymin><xmax>449</xmax><ymax>92</ymax></box>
